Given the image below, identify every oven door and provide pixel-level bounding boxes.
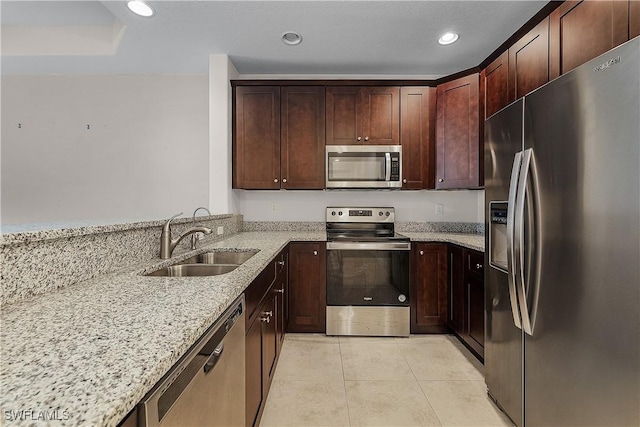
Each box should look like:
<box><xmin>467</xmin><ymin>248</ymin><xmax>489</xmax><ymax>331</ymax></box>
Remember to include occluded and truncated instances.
<box><xmin>326</xmin><ymin>241</ymin><xmax>410</xmax><ymax>306</ymax></box>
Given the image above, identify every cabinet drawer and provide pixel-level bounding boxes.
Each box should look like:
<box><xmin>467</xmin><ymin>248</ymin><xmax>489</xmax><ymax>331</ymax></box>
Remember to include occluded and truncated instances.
<box><xmin>245</xmin><ymin>261</ymin><xmax>276</xmax><ymax>328</ymax></box>
<box><xmin>466</xmin><ymin>250</ymin><xmax>484</xmax><ymax>277</ymax></box>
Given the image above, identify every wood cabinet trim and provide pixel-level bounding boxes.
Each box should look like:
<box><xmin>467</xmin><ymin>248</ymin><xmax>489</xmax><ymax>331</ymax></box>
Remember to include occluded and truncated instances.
<box><xmin>400</xmin><ymin>87</ymin><xmax>436</xmax><ymax>189</ymax></box>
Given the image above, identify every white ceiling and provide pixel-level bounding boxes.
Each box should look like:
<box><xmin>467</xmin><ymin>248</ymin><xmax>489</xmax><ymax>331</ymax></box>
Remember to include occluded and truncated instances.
<box><xmin>1</xmin><ymin>0</ymin><xmax>547</xmax><ymax>77</ymax></box>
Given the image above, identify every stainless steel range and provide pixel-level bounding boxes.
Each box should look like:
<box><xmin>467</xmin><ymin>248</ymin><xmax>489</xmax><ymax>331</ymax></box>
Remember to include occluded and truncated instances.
<box><xmin>326</xmin><ymin>207</ymin><xmax>410</xmax><ymax>337</ymax></box>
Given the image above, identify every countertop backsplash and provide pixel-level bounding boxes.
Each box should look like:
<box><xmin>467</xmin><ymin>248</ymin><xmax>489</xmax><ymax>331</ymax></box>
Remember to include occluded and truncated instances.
<box><xmin>0</xmin><ymin>214</ymin><xmax>242</xmax><ymax>307</ymax></box>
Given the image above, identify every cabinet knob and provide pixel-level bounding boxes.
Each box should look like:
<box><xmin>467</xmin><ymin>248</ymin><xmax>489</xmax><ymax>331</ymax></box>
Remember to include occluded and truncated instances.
<box><xmin>278</xmin><ymin>260</ymin><xmax>285</xmax><ymax>266</ymax></box>
<box><xmin>274</xmin><ymin>178</ymin><xmax>279</xmax><ymax>183</ymax></box>
<box><xmin>420</xmin><ymin>250</ymin><xmax>424</xmax><ymax>256</ymax></box>
<box><xmin>403</xmin><ymin>178</ymin><xmax>407</xmax><ymax>184</ymax></box>
<box><xmin>313</xmin><ymin>250</ymin><xmax>318</xmax><ymax>256</ymax></box>
<box><xmin>261</xmin><ymin>316</ymin><xmax>270</xmax><ymax>323</ymax></box>
<box><xmin>283</xmin><ymin>178</ymin><xmax>287</xmax><ymax>183</ymax></box>
<box><xmin>357</xmin><ymin>136</ymin><xmax>362</xmax><ymax>141</ymax></box>
<box><xmin>364</xmin><ymin>136</ymin><xmax>369</xmax><ymax>141</ymax></box>
<box><xmin>476</xmin><ymin>263</ymin><xmax>483</xmax><ymax>269</ymax></box>
<box><xmin>275</xmin><ymin>288</ymin><xmax>285</xmax><ymax>294</ymax></box>
<box><xmin>263</xmin><ymin>310</ymin><xmax>273</xmax><ymax>317</ymax></box>
<box><xmin>438</xmin><ymin>178</ymin><xmax>444</xmax><ymax>183</ymax></box>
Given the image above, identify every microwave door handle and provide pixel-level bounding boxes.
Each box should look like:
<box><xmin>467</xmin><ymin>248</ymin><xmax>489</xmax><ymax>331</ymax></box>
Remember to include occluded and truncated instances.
<box><xmin>385</xmin><ymin>153</ymin><xmax>391</xmax><ymax>181</ymax></box>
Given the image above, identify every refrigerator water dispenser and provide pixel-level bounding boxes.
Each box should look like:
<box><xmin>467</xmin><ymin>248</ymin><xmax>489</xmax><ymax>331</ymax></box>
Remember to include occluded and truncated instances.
<box><xmin>489</xmin><ymin>202</ymin><xmax>508</xmax><ymax>272</ymax></box>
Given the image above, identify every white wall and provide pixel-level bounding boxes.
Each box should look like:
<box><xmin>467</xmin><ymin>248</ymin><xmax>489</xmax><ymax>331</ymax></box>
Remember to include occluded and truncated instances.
<box><xmin>236</xmin><ymin>189</ymin><xmax>483</xmax><ymax>222</ymax></box>
<box><xmin>1</xmin><ymin>74</ymin><xmax>209</xmax><ymax>226</ymax></box>
<box><xmin>209</xmin><ymin>55</ymin><xmax>239</xmax><ymax>215</ymax></box>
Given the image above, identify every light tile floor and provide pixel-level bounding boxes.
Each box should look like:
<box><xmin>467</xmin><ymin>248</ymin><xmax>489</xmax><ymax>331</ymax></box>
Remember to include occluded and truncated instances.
<box><xmin>260</xmin><ymin>334</ymin><xmax>514</xmax><ymax>427</ymax></box>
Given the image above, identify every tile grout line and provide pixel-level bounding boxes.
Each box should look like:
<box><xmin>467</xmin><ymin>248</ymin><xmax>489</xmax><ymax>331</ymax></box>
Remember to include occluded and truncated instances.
<box><xmin>338</xmin><ymin>336</ymin><xmax>354</xmax><ymax>427</ymax></box>
<box><xmin>396</xmin><ymin>336</ymin><xmax>446</xmax><ymax>427</ymax></box>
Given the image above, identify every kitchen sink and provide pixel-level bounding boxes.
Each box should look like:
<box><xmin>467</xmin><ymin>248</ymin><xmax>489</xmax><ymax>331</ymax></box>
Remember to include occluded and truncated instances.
<box><xmin>179</xmin><ymin>250</ymin><xmax>258</xmax><ymax>266</ymax></box>
<box><xmin>146</xmin><ymin>264</ymin><xmax>239</xmax><ymax>277</ymax></box>
<box><xmin>144</xmin><ymin>249</ymin><xmax>258</xmax><ymax>277</ymax></box>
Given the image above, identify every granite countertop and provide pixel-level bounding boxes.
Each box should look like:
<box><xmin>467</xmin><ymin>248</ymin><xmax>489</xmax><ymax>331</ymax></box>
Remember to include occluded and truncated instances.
<box><xmin>401</xmin><ymin>232</ymin><xmax>485</xmax><ymax>252</ymax></box>
<box><xmin>0</xmin><ymin>231</ymin><xmax>483</xmax><ymax>427</ymax></box>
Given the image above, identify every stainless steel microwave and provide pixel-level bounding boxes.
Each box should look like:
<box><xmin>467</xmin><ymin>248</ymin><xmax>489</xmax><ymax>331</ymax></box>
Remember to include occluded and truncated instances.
<box><xmin>325</xmin><ymin>145</ymin><xmax>402</xmax><ymax>189</ymax></box>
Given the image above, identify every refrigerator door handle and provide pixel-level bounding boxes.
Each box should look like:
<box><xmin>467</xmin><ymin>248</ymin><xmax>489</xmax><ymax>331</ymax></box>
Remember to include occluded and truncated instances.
<box><xmin>515</xmin><ymin>148</ymin><xmax>540</xmax><ymax>336</ymax></box>
<box><xmin>507</xmin><ymin>151</ymin><xmax>523</xmax><ymax>330</ymax></box>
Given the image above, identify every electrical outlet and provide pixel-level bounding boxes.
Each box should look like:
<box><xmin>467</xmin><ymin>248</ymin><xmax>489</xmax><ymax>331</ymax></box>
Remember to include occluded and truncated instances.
<box><xmin>436</xmin><ymin>204</ymin><xmax>444</xmax><ymax>215</ymax></box>
<box><xmin>217</xmin><ymin>226</ymin><xmax>224</xmax><ymax>235</ymax></box>
<box><xmin>271</xmin><ymin>202</ymin><xmax>278</xmax><ymax>212</ymax></box>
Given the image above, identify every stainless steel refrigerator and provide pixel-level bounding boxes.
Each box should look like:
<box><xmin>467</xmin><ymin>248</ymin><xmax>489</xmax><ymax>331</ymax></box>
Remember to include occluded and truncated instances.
<box><xmin>484</xmin><ymin>37</ymin><xmax>640</xmax><ymax>426</ymax></box>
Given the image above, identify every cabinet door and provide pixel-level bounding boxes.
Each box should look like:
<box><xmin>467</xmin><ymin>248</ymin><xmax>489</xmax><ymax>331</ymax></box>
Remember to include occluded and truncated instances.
<box><xmin>281</xmin><ymin>87</ymin><xmax>326</xmax><ymax>189</ymax></box>
<box><xmin>261</xmin><ymin>295</ymin><xmax>277</xmax><ymax>398</ymax></box>
<box><xmin>482</xmin><ymin>51</ymin><xmax>509</xmax><ymax>120</ymax></box>
<box><xmin>245</xmin><ymin>315</ymin><xmax>263</xmax><ymax>427</ymax></box>
<box><xmin>400</xmin><ymin>87</ymin><xmax>436</xmax><ymax>189</ymax></box>
<box><xmin>549</xmin><ymin>0</ymin><xmax>630</xmax><ymax>78</ymax></box>
<box><xmin>447</xmin><ymin>245</ymin><xmax>466</xmax><ymax>335</ymax></box>
<box><xmin>274</xmin><ymin>249</ymin><xmax>288</xmax><ymax>352</ymax></box>
<box><xmin>509</xmin><ymin>17</ymin><xmax>550</xmax><ymax>101</ymax></box>
<box><xmin>326</xmin><ymin>87</ymin><xmax>360</xmax><ymax>145</ymax></box>
<box><xmin>411</xmin><ymin>243</ymin><xmax>448</xmax><ymax>333</ymax></box>
<box><xmin>467</xmin><ymin>275</ymin><xmax>485</xmax><ymax>358</ymax></box>
<box><xmin>435</xmin><ymin>74</ymin><xmax>481</xmax><ymax>189</ymax></box>
<box><xmin>287</xmin><ymin>242</ymin><xmax>327</xmax><ymax>333</ymax></box>
<box><xmin>360</xmin><ymin>86</ymin><xmax>400</xmax><ymax>145</ymax></box>
<box><xmin>234</xmin><ymin>86</ymin><xmax>281</xmax><ymax>189</ymax></box>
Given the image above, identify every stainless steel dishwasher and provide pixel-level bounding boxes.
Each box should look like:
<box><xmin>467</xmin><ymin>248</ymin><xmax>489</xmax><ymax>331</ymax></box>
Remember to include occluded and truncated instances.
<box><xmin>139</xmin><ymin>295</ymin><xmax>245</xmax><ymax>427</ymax></box>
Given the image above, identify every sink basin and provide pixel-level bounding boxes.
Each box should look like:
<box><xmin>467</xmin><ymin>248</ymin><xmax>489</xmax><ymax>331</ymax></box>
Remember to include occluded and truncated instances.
<box><xmin>144</xmin><ymin>250</ymin><xmax>258</xmax><ymax>277</ymax></box>
<box><xmin>146</xmin><ymin>264</ymin><xmax>238</xmax><ymax>277</ymax></box>
<box><xmin>179</xmin><ymin>250</ymin><xmax>258</xmax><ymax>266</ymax></box>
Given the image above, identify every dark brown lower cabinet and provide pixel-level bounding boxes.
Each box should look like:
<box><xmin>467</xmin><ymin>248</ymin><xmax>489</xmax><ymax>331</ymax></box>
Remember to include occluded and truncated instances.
<box><xmin>287</xmin><ymin>242</ymin><xmax>327</xmax><ymax>333</ymax></box>
<box><xmin>447</xmin><ymin>245</ymin><xmax>466</xmax><ymax>336</ymax></box>
<box><xmin>447</xmin><ymin>245</ymin><xmax>485</xmax><ymax>360</ymax></box>
<box><xmin>245</xmin><ymin>248</ymin><xmax>288</xmax><ymax>427</ymax></box>
<box><xmin>410</xmin><ymin>243</ymin><xmax>448</xmax><ymax>333</ymax></box>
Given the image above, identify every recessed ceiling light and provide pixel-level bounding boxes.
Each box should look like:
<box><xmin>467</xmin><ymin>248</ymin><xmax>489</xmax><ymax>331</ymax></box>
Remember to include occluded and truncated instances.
<box><xmin>438</xmin><ymin>32</ymin><xmax>459</xmax><ymax>45</ymax></box>
<box><xmin>127</xmin><ymin>1</ymin><xmax>154</xmax><ymax>17</ymax></box>
<box><xmin>281</xmin><ymin>31</ymin><xmax>303</xmax><ymax>46</ymax></box>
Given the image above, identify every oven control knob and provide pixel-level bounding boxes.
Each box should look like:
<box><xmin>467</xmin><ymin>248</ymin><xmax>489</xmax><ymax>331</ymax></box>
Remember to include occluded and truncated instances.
<box><xmin>385</xmin><ymin>211</ymin><xmax>390</xmax><ymax>217</ymax></box>
<box><xmin>378</xmin><ymin>211</ymin><xmax>383</xmax><ymax>216</ymax></box>
<box><xmin>398</xmin><ymin>294</ymin><xmax>407</xmax><ymax>303</ymax></box>
<box><xmin>331</xmin><ymin>211</ymin><xmax>336</xmax><ymax>216</ymax></box>
<box><xmin>338</xmin><ymin>211</ymin><xmax>343</xmax><ymax>216</ymax></box>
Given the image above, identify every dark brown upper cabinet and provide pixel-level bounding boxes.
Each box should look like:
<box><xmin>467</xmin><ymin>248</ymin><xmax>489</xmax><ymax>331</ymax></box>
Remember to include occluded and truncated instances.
<box><xmin>400</xmin><ymin>87</ymin><xmax>436</xmax><ymax>189</ymax></box>
<box><xmin>481</xmin><ymin>51</ymin><xmax>509</xmax><ymax>120</ymax></box>
<box><xmin>549</xmin><ymin>0</ymin><xmax>630</xmax><ymax>78</ymax></box>
<box><xmin>234</xmin><ymin>86</ymin><xmax>325</xmax><ymax>190</ymax></box>
<box><xmin>280</xmin><ymin>86</ymin><xmax>325</xmax><ymax>189</ymax></box>
<box><xmin>509</xmin><ymin>17</ymin><xmax>550</xmax><ymax>101</ymax></box>
<box><xmin>233</xmin><ymin>86</ymin><xmax>281</xmax><ymax>189</ymax></box>
<box><xmin>435</xmin><ymin>74</ymin><xmax>482</xmax><ymax>190</ymax></box>
<box><xmin>326</xmin><ymin>86</ymin><xmax>399</xmax><ymax>145</ymax></box>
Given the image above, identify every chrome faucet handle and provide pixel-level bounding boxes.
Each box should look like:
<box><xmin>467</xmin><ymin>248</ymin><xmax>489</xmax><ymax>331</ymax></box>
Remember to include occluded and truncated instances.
<box><xmin>163</xmin><ymin>212</ymin><xmax>183</xmax><ymax>233</ymax></box>
<box><xmin>160</xmin><ymin>212</ymin><xmax>183</xmax><ymax>259</ymax></box>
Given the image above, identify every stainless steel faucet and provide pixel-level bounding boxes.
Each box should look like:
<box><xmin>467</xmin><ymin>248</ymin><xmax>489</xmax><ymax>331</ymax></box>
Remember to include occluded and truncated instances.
<box><xmin>191</xmin><ymin>207</ymin><xmax>212</xmax><ymax>250</ymax></box>
<box><xmin>160</xmin><ymin>212</ymin><xmax>212</xmax><ymax>259</ymax></box>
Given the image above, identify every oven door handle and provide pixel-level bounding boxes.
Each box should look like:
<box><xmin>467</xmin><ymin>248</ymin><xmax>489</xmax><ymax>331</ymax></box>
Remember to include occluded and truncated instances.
<box><xmin>326</xmin><ymin>241</ymin><xmax>411</xmax><ymax>251</ymax></box>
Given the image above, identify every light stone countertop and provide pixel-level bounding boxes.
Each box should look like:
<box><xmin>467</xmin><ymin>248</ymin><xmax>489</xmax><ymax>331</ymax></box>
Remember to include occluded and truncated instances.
<box><xmin>401</xmin><ymin>232</ymin><xmax>485</xmax><ymax>252</ymax></box>
<box><xmin>0</xmin><ymin>231</ymin><xmax>483</xmax><ymax>427</ymax></box>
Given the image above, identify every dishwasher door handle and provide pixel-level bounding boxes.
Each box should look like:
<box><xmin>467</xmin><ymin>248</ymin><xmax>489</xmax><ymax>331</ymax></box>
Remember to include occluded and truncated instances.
<box><xmin>203</xmin><ymin>342</ymin><xmax>224</xmax><ymax>373</ymax></box>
